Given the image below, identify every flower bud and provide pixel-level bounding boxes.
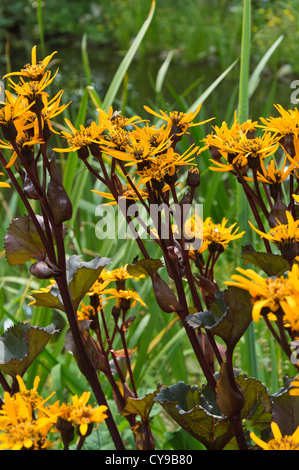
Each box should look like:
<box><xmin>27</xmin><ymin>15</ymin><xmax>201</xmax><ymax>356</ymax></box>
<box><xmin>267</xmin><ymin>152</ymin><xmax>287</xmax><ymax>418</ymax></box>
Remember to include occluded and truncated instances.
<box><xmin>152</xmin><ymin>274</ymin><xmax>182</xmax><ymax>313</ymax></box>
<box><xmin>22</xmin><ymin>172</ymin><xmax>39</xmax><ymax>200</ymax></box>
<box><xmin>29</xmin><ymin>259</ymin><xmax>60</xmax><ymax>279</ymax></box>
<box><xmin>77</xmin><ymin>145</ymin><xmax>89</xmax><ymax>160</ymax></box>
<box><xmin>1</xmin><ymin>122</ymin><xmax>18</xmax><ymax>141</ymax></box>
<box><xmin>47</xmin><ymin>152</ymin><xmax>72</xmax><ymax>225</ymax></box>
<box><xmin>56</xmin><ymin>416</ymin><xmax>74</xmax><ymax>448</ymax></box>
<box><xmin>186</xmin><ymin>167</ymin><xmax>200</xmax><ymax>188</ymax></box>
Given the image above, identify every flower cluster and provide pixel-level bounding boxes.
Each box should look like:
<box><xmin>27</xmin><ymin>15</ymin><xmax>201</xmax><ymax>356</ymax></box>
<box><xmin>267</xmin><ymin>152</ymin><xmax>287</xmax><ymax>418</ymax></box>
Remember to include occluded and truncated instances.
<box><xmin>0</xmin><ymin>46</ymin><xmax>69</xmax><ymax>169</ymax></box>
<box><xmin>0</xmin><ymin>376</ymin><xmax>107</xmax><ymax>450</ymax></box>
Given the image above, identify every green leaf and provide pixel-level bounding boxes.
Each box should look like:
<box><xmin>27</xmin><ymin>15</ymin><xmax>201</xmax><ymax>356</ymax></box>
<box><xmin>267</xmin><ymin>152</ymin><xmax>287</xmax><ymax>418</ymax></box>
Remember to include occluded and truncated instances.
<box><xmin>187</xmin><ymin>286</ymin><xmax>252</xmax><ymax>351</ymax></box>
<box><xmin>126</xmin><ymin>258</ymin><xmax>163</xmax><ymax>277</ymax></box>
<box><xmin>155</xmin><ymin>381</ymin><xmax>236</xmax><ymax>450</ymax></box>
<box><xmin>271</xmin><ymin>377</ymin><xmax>299</xmax><ymax>436</ymax></box>
<box><xmin>102</xmin><ymin>0</ymin><xmax>156</xmax><ymax>111</ymax></box>
<box><xmin>4</xmin><ymin>215</ymin><xmax>47</xmax><ymax>266</ymax></box>
<box><xmin>236</xmin><ymin>375</ymin><xmax>272</xmax><ymax>430</ymax></box>
<box><xmin>122</xmin><ymin>390</ymin><xmax>159</xmax><ymax>420</ymax></box>
<box><xmin>30</xmin><ymin>255</ymin><xmax>111</xmax><ymax>312</ymax></box>
<box><xmin>241</xmin><ymin>245</ymin><xmax>289</xmax><ymax>276</ymax></box>
<box><xmin>0</xmin><ymin>322</ymin><xmax>57</xmax><ymax>378</ymax></box>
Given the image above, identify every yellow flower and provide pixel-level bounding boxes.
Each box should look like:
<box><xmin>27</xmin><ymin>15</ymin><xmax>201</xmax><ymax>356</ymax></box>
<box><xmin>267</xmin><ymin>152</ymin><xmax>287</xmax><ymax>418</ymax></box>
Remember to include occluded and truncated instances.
<box><xmin>56</xmin><ymin>391</ymin><xmax>108</xmax><ymax>437</ymax></box>
<box><xmin>260</xmin><ymin>104</ymin><xmax>299</xmax><ymax>140</ymax></box>
<box><xmin>224</xmin><ymin>266</ymin><xmax>298</xmax><ymax>322</ymax></box>
<box><xmin>28</xmin><ymin>90</ymin><xmax>71</xmax><ymax>136</ymax></box>
<box><xmin>0</xmin><ymin>91</ymin><xmax>33</xmax><ymax>125</ymax></box>
<box><xmin>200</xmin><ymin>217</ymin><xmax>245</xmax><ymax>254</ymax></box>
<box><xmin>279</xmin><ymin>294</ymin><xmax>299</xmax><ymax>331</ymax></box>
<box><xmin>0</xmin><ymin>172</ymin><xmax>10</xmax><ymax>188</ymax></box>
<box><xmin>97</xmin><ymin>105</ymin><xmax>143</xmax><ymax>129</ymax></box>
<box><xmin>103</xmin><ymin>287</ymin><xmax>146</xmax><ymax>308</ymax></box>
<box><xmin>250</xmin><ymin>422</ymin><xmax>299</xmax><ymax>450</ymax></box>
<box><xmin>0</xmin><ymin>379</ymin><xmax>55</xmax><ymax>450</ymax></box>
<box><xmin>144</xmin><ymin>103</ymin><xmax>212</xmax><ymax>137</ymax></box>
<box><xmin>77</xmin><ymin>303</ymin><xmax>99</xmax><ymax>321</ymax></box>
<box><xmin>248</xmin><ymin>211</ymin><xmax>299</xmax><ymax>248</ymax></box>
<box><xmin>92</xmin><ymin>178</ymin><xmax>149</xmax><ymax>206</ymax></box>
<box><xmin>231</xmin><ymin>132</ymin><xmax>279</xmax><ymax>169</ymax></box>
<box><xmin>53</xmin><ymin>119</ymin><xmax>104</xmax><ymax>159</ymax></box>
<box><xmin>245</xmin><ymin>157</ymin><xmax>295</xmax><ymax>186</ymax></box>
<box><xmin>8</xmin><ymin>70</ymin><xmax>58</xmax><ymax>106</ymax></box>
<box><xmin>289</xmin><ymin>376</ymin><xmax>299</xmax><ymax>396</ymax></box>
<box><xmin>3</xmin><ymin>45</ymin><xmax>57</xmax><ymax>82</ymax></box>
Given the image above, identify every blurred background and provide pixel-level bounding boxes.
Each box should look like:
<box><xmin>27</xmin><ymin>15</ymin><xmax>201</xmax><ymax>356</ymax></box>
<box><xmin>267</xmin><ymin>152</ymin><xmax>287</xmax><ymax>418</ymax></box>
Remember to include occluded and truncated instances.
<box><xmin>1</xmin><ymin>0</ymin><xmax>298</xmax><ymax>121</ymax></box>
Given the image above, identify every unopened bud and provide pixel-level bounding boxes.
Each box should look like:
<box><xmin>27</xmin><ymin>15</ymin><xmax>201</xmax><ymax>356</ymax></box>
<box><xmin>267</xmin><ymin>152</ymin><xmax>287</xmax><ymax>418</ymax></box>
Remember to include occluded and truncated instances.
<box><xmin>22</xmin><ymin>173</ymin><xmax>39</xmax><ymax>200</ymax></box>
<box><xmin>268</xmin><ymin>195</ymin><xmax>288</xmax><ymax>228</ymax></box>
<box><xmin>47</xmin><ymin>152</ymin><xmax>72</xmax><ymax>225</ymax></box>
<box><xmin>77</xmin><ymin>145</ymin><xmax>89</xmax><ymax>160</ymax></box>
<box><xmin>152</xmin><ymin>274</ymin><xmax>182</xmax><ymax>313</ymax></box>
<box><xmin>29</xmin><ymin>259</ymin><xmax>60</xmax><ymax>279</ymax></box>
<box><xmin>186</xmin><ymin>167</ymin><xmax>200</xmax><ymax>188</ymax></box>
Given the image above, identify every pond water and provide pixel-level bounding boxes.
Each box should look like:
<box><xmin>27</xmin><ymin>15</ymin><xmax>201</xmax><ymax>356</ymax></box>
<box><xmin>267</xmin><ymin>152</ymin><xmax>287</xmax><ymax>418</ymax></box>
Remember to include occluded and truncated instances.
<box><xmin>4</xmin><ymin>41</ymin><xmax>296</xmax><ymax>127</ymax></box>
<box><xmin>54</xmin><ymin>43</ymin><xmax>295</xmax><ymax>123</ymax></box>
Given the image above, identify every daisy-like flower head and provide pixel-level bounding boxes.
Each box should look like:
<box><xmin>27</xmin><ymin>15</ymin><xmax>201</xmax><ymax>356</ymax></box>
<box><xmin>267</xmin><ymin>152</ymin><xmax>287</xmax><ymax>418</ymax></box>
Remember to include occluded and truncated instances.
<box><xmin>224</xmin><ymin>265</ymin><xmax>299</xmax><ymax>322</ymax></box>
<box><xmin>199</xmin><ymin>111</ymin><xmax>240</xmax><ymax>156</ymax></box>
<box><xmin>68</xmin><ymin>392</ymin><xmax>108</xmax><ymax>437</ymax></box>
<box><xmin>250</xmin><ymin>422</ymin><xmax>299</xmax><ymax>450</ymax></box>
<box><xmin>8</xmin><ymin>70</ymin><xmax>58</xmax><ymax>111</ymax></box>
<box><xmin>92</xmin><ymin>177</ymin><xmax>149</xmax><ymax>206</ymax></box>
<box><xmin>26</xmin><ymin>90</ymin><xmax>71</xmax><ymax>138</ymax></box>
<box><xmin>232</xmin><ymin>132</ymin><xmax>279</xmax><ymax>170</ymax></box>
<box><xmin>144</xmin><ymin>104</ymin><xmax>213</xmax><ymax>139</ymax></box>
<box><xmin>0</xmin><ymin>90</ymin><xmax>34</xmax><ymax>141</ymax></box>
<box><xmin>246</xmin><ymin>156</ymin><xmax>295</xmax><ymax>184</ymax></box>
<box><xmin>103</xmin><ymin>287</ymin><xmax>146</xmax><ymax>309</ymax></box>
<box><xmin>131</xmin><ymin>123</ymin><xmax>170</xmax><ymax>150</ymax></box>
<box><xmin>77</xmin><ymin>303</ymin><xmax>99</xmax><ymax>322</ymax></box>
<box><xmin>4</xmin><ymin>45</ymin><xmax>57</xmax><ymax>82</ymax></box>
<box><xmin>279</xmin><ymin>293</ymin><xmax>299</xmax><ymax>332</ymax></box>
<box><xmin>97</xmin><ymin>106</ymin><xmax>143</xmax><ymax>129</ymax></box>
<box><xmin>199</xmin><ymin>217</ymin><xmax>245</xmax><ymax>254</ymax></box>
<box><xmin>53</xmin><ymin>119</ymin><xmax>103</xmax><ymax>159</ymax></box>
<box><xmin>0</xmin><ymin>377</ymin><xmax>55</xmax><ymax>450</ymax></box>
<box><xmin>260</xmin><ymin>104</ymin><xmax>299</xmax><ymax>139</ymax></box>
<box><xmin>249</xmin><ymin>211</ymin><xmax>299</xmax><ymax>262</ymax></box>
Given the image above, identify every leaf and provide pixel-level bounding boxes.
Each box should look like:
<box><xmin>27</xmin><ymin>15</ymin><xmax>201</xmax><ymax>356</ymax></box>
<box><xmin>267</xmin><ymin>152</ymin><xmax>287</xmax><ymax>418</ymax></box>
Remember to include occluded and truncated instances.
<box><xmin>4</xmin><ymin>215</ymin><xmax>47</xmax><ymax>266</ymax></box>
<box><xmin>65</xmin><ymin>322</ymin><xmax>107</xmax><ymax>374</ymax></box>
<box><xmin>271</xmin><ymin>377</ymin><xmax>299</xmax><ymax>436</ymax></box>
<box><xmin>30</xmin><ymin>255</ymin><xmax>111</xmax><ymax>312</ymax></box>
<box><xmin>126</xmin><ymin>258</ymin><xmax>163</xmax><ymax>277</ymax></box>
<box><xmin>155</xmin><ymin>376</ymin><xmax>272</xmax><ymax>450</ymax></box>
<box><xmin>0</xmin><ymin>322</ymin><xmax>57</xmax><ymax>378</ymax></box>
<box><xmin>242</xmin><ymin>245</ymin><xmax>289</xmax><ymax>276</ymax></box>
<box><xmin>102</xmin><ymin>0</ymin><xmax>156</xmax><ymax>111</ymax></box>
<box><xmin>236</xmin><ymin>375</ymin><xmax>272</xmax><ymax>430</ymax></box>
<box><xmin>187</xmin><ymin>287</ymin><xmax>252</xmax><ymax>351</ymax></box>
<box><xmin>122</xmin><ymin>390</ymin><xmax>159</xmax><ymax>420</ymax></box>
<box><xmin>155</xmin><ymin>381</ymin><xmax>236</xmax><ymax>450</ymax></box>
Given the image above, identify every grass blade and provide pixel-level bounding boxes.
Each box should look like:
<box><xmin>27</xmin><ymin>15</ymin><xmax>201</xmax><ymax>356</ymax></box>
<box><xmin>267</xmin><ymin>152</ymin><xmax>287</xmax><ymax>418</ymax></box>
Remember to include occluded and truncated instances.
<box><xmin>237</xmin><ymin>0</ymin><xmax>259</xmax><ymax>380</ymax></box>
<box><xmin>249</xmin><ymin>35</ymin><xmax>284</xmax><ymax>98</ymax></box>
<box><xmin>102</xmin><ymin>0</ymin><xmax>156</xmax><ymax>111</ymax></box>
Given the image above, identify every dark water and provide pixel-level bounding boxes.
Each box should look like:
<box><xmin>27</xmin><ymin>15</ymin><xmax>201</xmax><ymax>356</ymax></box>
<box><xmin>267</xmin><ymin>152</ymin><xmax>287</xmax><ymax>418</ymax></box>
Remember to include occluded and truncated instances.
<box><xmin>3</xmin><ymin>40</ymin><xmax>295</xmax><ymax>127</ymax></box>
